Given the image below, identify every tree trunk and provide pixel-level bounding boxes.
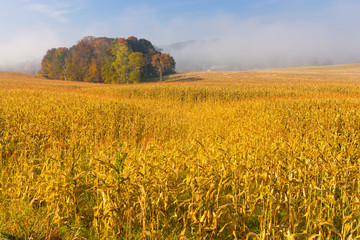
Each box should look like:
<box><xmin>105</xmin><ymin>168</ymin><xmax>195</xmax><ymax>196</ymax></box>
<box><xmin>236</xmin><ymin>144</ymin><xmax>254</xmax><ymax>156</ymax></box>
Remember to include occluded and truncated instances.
<box><xmin>160</xmin><ymin>69</ymin><xmax>163</xmax><ymax>82</ymax></box>
<box><xmin>64</xmin><ymin>66</ymin><xmax>67</xmax><ymax>81</ymax></box>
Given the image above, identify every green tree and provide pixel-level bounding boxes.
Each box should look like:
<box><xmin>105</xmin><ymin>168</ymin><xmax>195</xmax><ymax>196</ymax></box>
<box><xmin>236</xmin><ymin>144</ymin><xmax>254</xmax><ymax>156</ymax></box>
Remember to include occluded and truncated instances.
<box><xmin>112</xmin><ymin>38</ymin><xmax>132</xmax><ymax>84</ymax></box>
<box><xmin>129</xmin><ymin>52</ymin><xmax>145</xmax><ymax>83</ymax></box>
<box><xmin>101</xmin><ymin>56</ymin><xmax>117</xmax><ymax>84</ymax></box>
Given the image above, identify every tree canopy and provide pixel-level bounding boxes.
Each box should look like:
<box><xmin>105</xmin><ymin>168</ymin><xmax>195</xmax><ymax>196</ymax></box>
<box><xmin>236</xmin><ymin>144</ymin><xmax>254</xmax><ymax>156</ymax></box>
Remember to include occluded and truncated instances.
<box><xmin>151</xmin><ymin>53</ymin><xmax>175</xmax><ymax>82</ymax></box>
<box><xmin>39</xmin><ymin>36</ymin><xmax>176</xmax><ymax>83</ymax></box>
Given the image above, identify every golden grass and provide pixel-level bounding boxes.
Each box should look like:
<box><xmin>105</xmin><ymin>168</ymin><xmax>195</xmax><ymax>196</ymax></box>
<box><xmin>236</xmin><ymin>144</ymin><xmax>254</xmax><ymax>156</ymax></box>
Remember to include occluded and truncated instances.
<box><xmin>1</xmin><ymin>65</ymin><xmax>360</xmax><ymax>239</ymax></box>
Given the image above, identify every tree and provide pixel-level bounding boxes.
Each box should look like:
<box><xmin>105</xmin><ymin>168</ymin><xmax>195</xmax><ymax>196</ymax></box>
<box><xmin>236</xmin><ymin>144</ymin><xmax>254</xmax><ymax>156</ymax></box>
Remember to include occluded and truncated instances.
<box><xmin>101</xmin><ymin>55</ymin><xmax>117</xmax><ymax>84</ymax></box>
<box><xmin>66</xmin><ymin>36</ymin><xmax>95</xmax><ymax>81</ymax></box>
<box><xmin>138</xmin><ymin>38</ymin><xmax>157</xmax><ymax>78</ymax></box>
<box><xmin>40</xmin><ymin>36</ymin><xmax>176</xmax><ymax>84</ymax></box>
<box><xmin>40</xmin><ymin>48</ymin><xmax>56</xmax><ymax>78</ymax></box>
<box><xmin>87</xmin><ymin>58</ymin><xmax>100</xmax><ymax>82</ymax></box>
<box><xmin>55</xmin><ymin>48</ymin><xmax>68</xmax><ymax>80</ymax></box>
<box><xmin>151</xmin><ymin>53</ymin><xmax>175</xmax><ymax>81</ymax></box>
<box><xmin>93</xmin><ymin>37</ymin><xmax>113</xmax><ymax>82</ymax></box>
<box><xmin>129</xmin><ymin>52</ymin><xmax>145</xmax><ymax>83</ymax></box>
<box><xmin>40</xmin><ymin>47</ymin><xmax>68</xmax><ymax>80</ymax></box>
<box><xmin>126</xmin><ymin>36</ymin><xmax>142</xmax><ymax>52</ymax></box>
<box><xmin>112</xmin><ymin>38</ymin><xmax>132</xmax><ymax>83</ymax></box>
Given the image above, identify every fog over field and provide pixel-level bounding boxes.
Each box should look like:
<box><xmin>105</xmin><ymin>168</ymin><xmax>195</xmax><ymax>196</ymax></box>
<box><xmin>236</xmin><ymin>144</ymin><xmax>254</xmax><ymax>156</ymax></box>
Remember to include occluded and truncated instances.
<box><xmin>1</xmin><ymin>0</ymin><xmax>360</xmax><ymax>73</ymax></box>
<box><xmin>159</xmin><ymin>4</ymin><xmax>360</xmax><ymax>72</ymax></box>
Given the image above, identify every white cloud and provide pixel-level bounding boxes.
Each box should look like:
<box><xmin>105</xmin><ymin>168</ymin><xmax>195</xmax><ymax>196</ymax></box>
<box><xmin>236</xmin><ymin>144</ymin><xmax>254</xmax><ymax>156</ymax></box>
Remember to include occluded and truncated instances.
<box><xmin>25</xmin><ymin>0</ymin><xmax>85</xmax><ymax>23</ymax></box>
<box><xmin>29</xmin><ymin>3</ymin><xmax>71</xmax><ymax>22</ymax></box>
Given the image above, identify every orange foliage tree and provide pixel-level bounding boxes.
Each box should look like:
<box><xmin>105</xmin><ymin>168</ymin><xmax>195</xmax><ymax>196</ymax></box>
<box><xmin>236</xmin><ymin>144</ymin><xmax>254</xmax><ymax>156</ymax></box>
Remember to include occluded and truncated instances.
<box><xmin>151</xmin><ymin>53</ymin><xmax>175</xmax><ymax>81</ymax></box>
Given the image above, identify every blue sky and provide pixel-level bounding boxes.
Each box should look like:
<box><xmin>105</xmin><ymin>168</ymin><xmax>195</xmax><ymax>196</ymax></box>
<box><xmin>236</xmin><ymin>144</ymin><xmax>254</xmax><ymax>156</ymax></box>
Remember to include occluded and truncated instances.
<box><xmin>1</xmin><ymin>0</ymin><xmax>360</xmax><ymax>71</ymax></box>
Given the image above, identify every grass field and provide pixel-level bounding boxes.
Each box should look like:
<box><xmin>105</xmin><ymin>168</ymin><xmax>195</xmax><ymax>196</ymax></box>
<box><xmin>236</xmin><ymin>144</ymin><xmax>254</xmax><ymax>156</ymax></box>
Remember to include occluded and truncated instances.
<box><xmin>1</xmin><ymin>64</ymin><xmax>360</xmax><ymax>239</ymax></box>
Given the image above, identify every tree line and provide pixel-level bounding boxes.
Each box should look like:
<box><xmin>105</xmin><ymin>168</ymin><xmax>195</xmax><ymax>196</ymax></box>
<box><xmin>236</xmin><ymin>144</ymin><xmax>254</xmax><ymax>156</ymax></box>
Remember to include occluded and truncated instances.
<box><xmin>39</xmin><ymin>36</ymin><xmax>175</xmax><ymax>83</ymax></box>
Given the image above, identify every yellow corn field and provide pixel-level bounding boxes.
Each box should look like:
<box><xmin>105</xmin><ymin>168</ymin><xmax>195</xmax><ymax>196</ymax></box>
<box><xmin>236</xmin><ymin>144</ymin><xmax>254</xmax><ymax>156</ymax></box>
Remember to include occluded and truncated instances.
<box><xmin>1</xmin><ymin>65</ymin><xmax>360</xmax><ymax>239</ymax></box>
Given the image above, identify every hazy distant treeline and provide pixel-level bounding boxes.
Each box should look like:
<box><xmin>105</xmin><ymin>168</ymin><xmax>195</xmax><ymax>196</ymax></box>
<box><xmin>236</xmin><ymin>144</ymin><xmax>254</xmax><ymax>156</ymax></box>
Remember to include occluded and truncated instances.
<box><xmin>40</xmin><ymin>36</ymin><xmax>175</xmax><ymax>83</ymax></box>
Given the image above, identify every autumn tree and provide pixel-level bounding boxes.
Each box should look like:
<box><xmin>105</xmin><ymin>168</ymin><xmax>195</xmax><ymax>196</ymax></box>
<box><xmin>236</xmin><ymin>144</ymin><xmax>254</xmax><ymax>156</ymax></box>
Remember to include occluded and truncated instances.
<box><xmin>112</xmin><ymin>38</ymin><xmax>132</xmax><ymax>83</ymax></box>
<box><xmin>151</xmin><ymin>53</ymin><xmax>175</xmax><ymax>81</ymax></box>
<box><xmin>129</xmin><ymin>52</ymin><xmax>145</xmax><ymax>83</ymax></box>
<box><xmin>66</xmin><ymin>36</ymin><xmax>95</xmax><ymax>81</ymax></box>
<box><xmin>40</xmin><ymin>47</ymin><xmax>68</xmax><ymax>80</ymax></box>
<box><xmin>55</xmin><ymin>48</ymin><xmax>68</xmax><ymax>80</ymax></box>
<box><xmin>126</xmin><ymin>36</ymin><xmax>158</xmax><ymax>78</ymax></box>
<box><xmin>126</xmin><ymin>36</ymin><xmax>142</xmax><ymax>52</ymax></box>
<box><xmin>40</xmin><ymin>36</ymin><xmax>175</xmax><ymax>83</ymax></box>
<box><xmin>93</xmin><ymin>37</ymin><xmax>113</xmax><ymax>82</ymax></box>
<box><xmin>138</xmin><ymin>38</ymin><xmax>158</xmax><ymax>78</ymax></box>
<box><xmin>101</xmin><ymin>55</ymin><xmax>117</xmax><ymax>84</ymax></box>
<box><xmin>40</xmin><ymin>48</ymin><xmax>56</xmax><ymax>78</ymax></box>
<box><xmin>87</xmin><ymin>58</ymin><xmax>100</xmax><ymax>82</ymax></box>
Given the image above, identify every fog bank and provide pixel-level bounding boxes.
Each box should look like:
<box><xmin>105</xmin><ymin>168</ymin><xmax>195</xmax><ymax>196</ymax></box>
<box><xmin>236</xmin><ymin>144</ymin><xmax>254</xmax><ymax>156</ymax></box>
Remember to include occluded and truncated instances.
<box><xmin>162</xmin><ymin>19</ymin><xmax>360</xmax><ymax>72</ymax></box>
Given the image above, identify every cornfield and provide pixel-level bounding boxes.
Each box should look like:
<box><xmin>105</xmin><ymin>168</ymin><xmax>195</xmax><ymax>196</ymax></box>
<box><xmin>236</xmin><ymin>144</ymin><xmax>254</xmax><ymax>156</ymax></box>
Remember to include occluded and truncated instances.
<box><xmin>1</xmin><ymin>65</ymin><xmax>360</xmax><ymax>239</ymax></box>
